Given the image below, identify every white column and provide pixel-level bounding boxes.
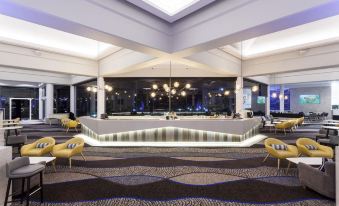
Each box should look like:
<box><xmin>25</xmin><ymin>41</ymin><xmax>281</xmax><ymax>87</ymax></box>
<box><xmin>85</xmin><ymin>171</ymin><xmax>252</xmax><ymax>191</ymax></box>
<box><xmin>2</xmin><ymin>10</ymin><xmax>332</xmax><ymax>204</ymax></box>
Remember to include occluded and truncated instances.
<box><xmin>45</xmin><ymin>83</ymin><xmax>54</xmax><ymax>119</ymax></box>
<box><xmin>70</xmin><ymin>85</ymin><xmax>75</xmax><ymax>114</ymax></box>
<box><xmin>97</xmin><ymin>77</ymin><xmax>105</xmax><ymax>118</ymax></box>
<box><xmin>279</xmin><ymin>84</ymin><xmax>284</xmax><ymax>112</ymax></box>
<box><xmin>38</xmin><ymin>87</ymin><xmax>44</xmax><ymax>120</ymax></box>
<box><xmin>235</xmin><ymin>77</ymin><xmax>244</xmax><ymax>115</ymax></box>
<box><xmin>266</xmin><ymin>85</ymin><xmax>270</xmax><ymax>116</ymax></box>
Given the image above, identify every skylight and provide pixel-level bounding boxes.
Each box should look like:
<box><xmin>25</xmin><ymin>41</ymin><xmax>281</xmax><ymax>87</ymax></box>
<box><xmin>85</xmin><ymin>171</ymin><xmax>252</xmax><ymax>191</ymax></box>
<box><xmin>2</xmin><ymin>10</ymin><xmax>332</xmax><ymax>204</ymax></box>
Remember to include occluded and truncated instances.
<box><xmin>142</xmin><ymin>0</ymin><xmax>200</xmax><ymax>16</ymax></box>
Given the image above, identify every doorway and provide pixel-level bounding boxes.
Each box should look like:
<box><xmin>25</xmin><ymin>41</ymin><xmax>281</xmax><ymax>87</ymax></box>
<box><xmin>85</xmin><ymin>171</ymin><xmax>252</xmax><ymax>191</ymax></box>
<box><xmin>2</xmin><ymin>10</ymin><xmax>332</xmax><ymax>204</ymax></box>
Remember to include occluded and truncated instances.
<box><xmin>9</xmin><ymin>98</ymin><xmax>33</xmax><ymax>120</ymax></box>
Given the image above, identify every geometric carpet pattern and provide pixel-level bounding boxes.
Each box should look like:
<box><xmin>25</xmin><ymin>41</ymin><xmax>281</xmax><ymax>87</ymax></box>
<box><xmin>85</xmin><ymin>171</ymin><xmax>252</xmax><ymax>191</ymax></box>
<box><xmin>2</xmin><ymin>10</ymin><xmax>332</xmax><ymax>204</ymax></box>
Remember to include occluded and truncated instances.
<box><xmin>13</xmin><ymin>124</ymin><xmax>335</xmax><ymax>206</ymax></box>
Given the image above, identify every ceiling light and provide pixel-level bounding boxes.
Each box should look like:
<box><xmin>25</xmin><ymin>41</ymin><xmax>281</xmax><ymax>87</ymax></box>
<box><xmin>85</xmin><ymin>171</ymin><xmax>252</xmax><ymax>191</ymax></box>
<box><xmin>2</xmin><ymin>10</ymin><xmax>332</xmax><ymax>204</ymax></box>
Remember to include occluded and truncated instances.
<box><xmin>173</xmin><ymin>82</ymin><xmax>180</xmax><ymax>88</ymax></box>
<box><xmin>163</xmin><ymin>84</ymin><xmax>169</xmax><ymax>89</ymax></box>
<box><xmin>107</xmin><ymin>87</ymin><xmax>113</xmax><ymax>92</ymax></box>
<box><xmin>224</xmin><ymin>91</ymin><xmax>230</xmax><ymax>96</ymax></box>
<box><xmin>150</xmin><ymin>92</ymin><xmax>156</xmax><ymax>98</ymax></box>
<box><xmin>171</xmin><ymin>89</ymin><xmax>176</xmax><ymax>95</ymax></box>
<box><xmin>152</xmin><ymin>84</ymin><xmax>158</xmax><ymax>90</ymax></box>
<box><xmin>92</xmin><ymin>87</ymin><xmax>97</xmax><ymax>93</ymax></box>
<box><xmin>272</xmin><ymin>92</ymin><xmax>277</xmax><ymax>98</ymax></box>
<box><xmin>284</xmin><ymin>95</ymin><xmax>288</xmax><ymax>100</ymax></box>
<box><xmin>279</xmin><ymin>94</ymin><xmax>284</xmax><ymax>99</ymax></box>
<box><xmin>252</xmin><ymin>85</ymin><xmax>259</xmax><ymax>92</ymax></box>
<box><xmin>86</xmin><ymin>87</ymin><xmax>91</xmax><ymax>92</ymax></box>
<box><xmin>185</xmin><ymin>83</ymin><xmax>191</xmax><ymax>89</ymax></box>
<box><xmin>181</xmin><ymin>91</ymin><xmax>186</xmax><ymax>96</ymax></box>
<box><xmin>142</xmin><ymin>0</ymin><xmax>199</xmax><ymax>16</ymax></box>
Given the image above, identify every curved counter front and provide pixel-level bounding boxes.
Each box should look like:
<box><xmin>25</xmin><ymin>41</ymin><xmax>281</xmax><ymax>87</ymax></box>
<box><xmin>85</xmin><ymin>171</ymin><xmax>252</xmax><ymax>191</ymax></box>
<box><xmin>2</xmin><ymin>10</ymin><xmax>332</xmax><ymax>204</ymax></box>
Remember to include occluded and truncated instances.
<box><xmin>79</xmin><ymin>116</ymin><xmax>262</xmax><ymax>147</ymax></box>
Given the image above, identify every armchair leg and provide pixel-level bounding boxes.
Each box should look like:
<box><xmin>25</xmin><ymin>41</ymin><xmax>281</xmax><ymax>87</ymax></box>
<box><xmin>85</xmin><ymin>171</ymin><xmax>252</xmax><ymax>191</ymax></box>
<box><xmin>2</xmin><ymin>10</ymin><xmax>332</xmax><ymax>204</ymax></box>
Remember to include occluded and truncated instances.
<box><xmin>286</xmin><ymin>161</ymin><xmax>291</xmax><ymax>173</ymax></box>
<box><xmin>81</xmin><ymin>152</ymin><xmax>86</xmax><ymax>161</ymax></box>
<box><xmin>277</xmin><ymin>159</ymin><xmax>280</xmax><ymax>169</ymax></box>
<box><xmin>263</xmin><ymin>153</ymin><xmax>269</xmax><ymax>162</ymax></box>
<box><xmin>69</xmin><ymin>158</ymin><xmax>72</xmax><ymax>169</ymax></box>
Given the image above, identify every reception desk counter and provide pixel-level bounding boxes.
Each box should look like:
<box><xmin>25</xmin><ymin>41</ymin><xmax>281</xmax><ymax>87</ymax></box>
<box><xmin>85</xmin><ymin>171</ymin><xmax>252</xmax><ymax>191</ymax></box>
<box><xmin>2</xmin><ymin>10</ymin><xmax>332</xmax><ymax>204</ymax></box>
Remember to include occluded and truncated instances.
<box><xmin>79</xmin><ymin>116</ymin><xmax>262</xmax><ymax>146</ymax></box>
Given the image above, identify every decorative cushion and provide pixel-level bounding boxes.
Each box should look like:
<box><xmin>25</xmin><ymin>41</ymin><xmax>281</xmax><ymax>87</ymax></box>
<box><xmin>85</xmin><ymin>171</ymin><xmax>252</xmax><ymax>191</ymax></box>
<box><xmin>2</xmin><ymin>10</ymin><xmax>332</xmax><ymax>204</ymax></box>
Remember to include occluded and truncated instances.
<box><xmin>305</xmin><ymin>144</ymin><xmax>318</xmax><ymax>150</ymax></box>
<box><xmin>271</xmin><ymin>144</ymin><xmax>288</xmax><ymax>150</ymax></box>
<box><xmin>67</xmin><ymin>143</ymin><xmax>78</xmax><ymax>149</ymax></box>
<box><xmin>35</xmin><ymin>143</ymin><xmax>49</xmax><ymax>148</ymax></box>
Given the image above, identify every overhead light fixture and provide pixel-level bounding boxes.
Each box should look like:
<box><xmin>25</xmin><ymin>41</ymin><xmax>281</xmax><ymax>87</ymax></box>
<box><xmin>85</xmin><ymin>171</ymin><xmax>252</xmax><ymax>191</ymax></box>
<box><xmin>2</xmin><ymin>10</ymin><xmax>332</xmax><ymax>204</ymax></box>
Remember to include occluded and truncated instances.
<box><xmin>163</xmin><ymin>84</ymin><xmax>169</xmax><ymax>89</ymax></box>
<box><xmin>142</xmin><ymin>0</ymin><xmax>199</xmax><ymax>16</ymax></box>
<box><xmin>284</xmin><ymin>95</ymin><xmax>288</xmax><ymax>100</ymax></box>
<box><xmin>152</xmin><ymin>84</ymin><xmax>158</xmax><ymax>90</ymax></box>
<box><xmin>150</xmin><ymin>92</ymin><xmax>156</xmax><ymax>98</ymax></box>
<box><xmin>171</xmin><ymin>89</ymin><xmax>176</xmax><ymax>95</ymax></box>
<box><xmin>279</xmin><ymin>94</ymin><xmax>284</xmax><ymax>99</ymax></box>
<box><xmin>173</xmin><ymin>82</ymin><xmax>180</xmax><ymax>88</ymax></box>
<box><xmin>272</xmin><ymin>92</ymin><xmax>277</xmax><ymax>98</ymax></box>
<box><xmin>92</xmin><ymin>87</ymin><xmax>97</xmax><ymax>93</ymax></box>
<box><xmin>181</xmin><ymin>91</ymin><xmax>186</xmax><ymax>96</ymax></box>
<box><xmin>224</xmin><ymin>90</ymin><xmax>230</xmax><ymax>96</ymax></box>
<box><xmin>252</xmin><ymin>85</ymin><xmax>259</xmax><ymax>92</ymax></box>
<box><xmin>86</xmin><ymin>87</ymin><xmax>91</xmax><ymax>92</ymax></box>
<box><xmin>185</xmin><ymin>83</ymin><xmax>191</xmax><ymax>89</ymax></box>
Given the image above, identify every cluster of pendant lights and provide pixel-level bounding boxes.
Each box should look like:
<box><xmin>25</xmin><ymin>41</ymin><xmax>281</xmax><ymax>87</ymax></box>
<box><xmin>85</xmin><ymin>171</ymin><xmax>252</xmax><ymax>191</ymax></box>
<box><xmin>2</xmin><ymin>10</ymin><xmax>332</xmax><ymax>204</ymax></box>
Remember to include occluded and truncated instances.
<box><xmin>150</xmin><ymin>82</ymin><xmax>191</xmax><ymax>98</ymax></box>
<box><xmin>86</xmin><ymin>85</ymin><xmax>113</xmax><ymax>93</ymax></box>
<box><xmin>271</xmin><ymin>92</ymin><xmax>288</xmax><ymax>100</ymax></box>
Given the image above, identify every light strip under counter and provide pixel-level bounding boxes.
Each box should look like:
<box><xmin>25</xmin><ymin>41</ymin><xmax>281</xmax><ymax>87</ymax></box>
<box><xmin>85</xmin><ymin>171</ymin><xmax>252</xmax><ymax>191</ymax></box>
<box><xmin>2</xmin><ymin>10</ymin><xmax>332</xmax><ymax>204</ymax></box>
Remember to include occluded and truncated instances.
<box><xmin>78</xmin><ymin>116</ymin><xmax>263</xmax><ymax>147</ymax></box>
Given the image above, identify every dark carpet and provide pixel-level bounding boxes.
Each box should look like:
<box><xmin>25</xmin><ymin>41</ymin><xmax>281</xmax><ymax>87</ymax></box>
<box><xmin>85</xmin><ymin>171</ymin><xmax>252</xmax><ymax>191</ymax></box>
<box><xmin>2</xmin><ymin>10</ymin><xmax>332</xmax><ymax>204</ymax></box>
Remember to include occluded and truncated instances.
<box><xmin>13</xmin><ymin>123</ymin><xmax>335</xmax><ymax>206</ymax></box>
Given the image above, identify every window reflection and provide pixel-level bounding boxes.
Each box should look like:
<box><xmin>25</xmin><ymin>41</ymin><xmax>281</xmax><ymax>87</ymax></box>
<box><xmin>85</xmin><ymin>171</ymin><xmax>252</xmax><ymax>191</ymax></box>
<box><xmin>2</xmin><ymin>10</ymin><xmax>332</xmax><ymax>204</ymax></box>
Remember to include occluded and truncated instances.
<box><xmin>105</xmin><ymin>78</ymin><xmax>236</xmax><ymax>116</ymax></box>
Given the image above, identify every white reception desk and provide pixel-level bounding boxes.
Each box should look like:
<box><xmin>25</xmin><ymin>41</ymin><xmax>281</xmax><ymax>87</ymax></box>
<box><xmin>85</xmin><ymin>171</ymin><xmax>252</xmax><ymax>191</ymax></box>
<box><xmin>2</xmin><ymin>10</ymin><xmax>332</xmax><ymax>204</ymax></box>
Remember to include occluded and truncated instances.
<box><xmin>79</xmin><ymin>116</ymin><xmax>262</xmax><ymax>146</ymax></box>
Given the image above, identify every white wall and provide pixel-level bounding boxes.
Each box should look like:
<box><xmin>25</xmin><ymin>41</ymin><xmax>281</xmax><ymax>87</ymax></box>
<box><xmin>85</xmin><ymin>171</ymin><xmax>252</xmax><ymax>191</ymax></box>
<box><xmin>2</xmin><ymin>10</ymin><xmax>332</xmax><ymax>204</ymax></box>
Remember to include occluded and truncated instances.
<box><xmin>289</xmin><ymin>86</ymin><xmax>331</xmax><ymax>115</ymax></box>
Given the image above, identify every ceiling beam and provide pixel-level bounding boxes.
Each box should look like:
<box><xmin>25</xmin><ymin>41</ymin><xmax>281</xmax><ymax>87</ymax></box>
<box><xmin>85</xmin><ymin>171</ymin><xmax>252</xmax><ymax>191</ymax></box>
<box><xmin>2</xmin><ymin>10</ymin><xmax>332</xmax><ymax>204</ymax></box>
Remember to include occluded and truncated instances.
<box><xmin>171</xmin><ymin>0</ymin><xmax>339</xmax><ymax>56</ymax></box>
<box><xmin>0</xmin><ymin>0</ymin><xmax>171</xmax><ymax>56</ymax></box>
<box><xmin>243</xmin><ymin>42</ymin><xmax>339</xmax><ymax>76</ymax></box>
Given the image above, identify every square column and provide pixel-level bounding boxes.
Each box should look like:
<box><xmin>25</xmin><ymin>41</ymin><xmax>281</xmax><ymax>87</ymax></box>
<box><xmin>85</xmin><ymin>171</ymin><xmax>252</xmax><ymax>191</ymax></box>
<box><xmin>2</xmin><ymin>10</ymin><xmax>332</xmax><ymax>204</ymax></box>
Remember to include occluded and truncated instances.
<box><xmin>235</xmin><ymin>77</ymin><xmax>244</xmax><ymax>114</ymax></box>
<box><xmin>279</xmin><ymin>85</ymin><xmax>284</xmax><ymax>112</ymax></box>
<box><xmin>97</xmin><ymin>77</ymin><xmax>105</xmax><ymax>119</ymax></box>
<box><xmin>38</xmin><ymin>87</ymin><xmax>44</xmax><ymax>120</ymax></box>
<box><xmin>45</xmin><ymin>83</ymin><xmax>54</xmax><ymax>119</ymax></box>
<box><xmin>266</xmin><ymin>85</ymin><xmax>270</xmax><ymax>116</ymax></box>
<box><xmin>70</xmin><ymin>86</ymin><xmax>75</xmax><ymax>114</ymax></box>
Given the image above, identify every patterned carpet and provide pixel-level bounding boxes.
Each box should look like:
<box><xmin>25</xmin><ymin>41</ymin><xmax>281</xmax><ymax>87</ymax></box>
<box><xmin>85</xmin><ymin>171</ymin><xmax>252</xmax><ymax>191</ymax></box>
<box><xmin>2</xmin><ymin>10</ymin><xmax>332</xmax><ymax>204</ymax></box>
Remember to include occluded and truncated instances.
<box><xmin>13</xmin><ymin>123</ymin><xmax>335</xmax><ymax>206</ymax></box>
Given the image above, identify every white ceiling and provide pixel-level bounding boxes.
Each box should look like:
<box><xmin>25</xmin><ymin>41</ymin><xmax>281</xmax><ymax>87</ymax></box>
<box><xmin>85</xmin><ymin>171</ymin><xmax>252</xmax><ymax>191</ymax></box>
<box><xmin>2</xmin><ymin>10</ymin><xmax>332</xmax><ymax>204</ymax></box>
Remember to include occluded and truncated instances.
<box><xmin>126</xmin><ymin>0</ymin><xmax>215</xmax><ymax>23</ymax></box>
<box><xmin>0</xmin><ymin>14</ymin><xmax>121</xmax><ymax>60</ymax></box>
<box><xmin>221</xmin><ymin>14</ymin><xmax>339</xmax><ymax>59</ymax></box>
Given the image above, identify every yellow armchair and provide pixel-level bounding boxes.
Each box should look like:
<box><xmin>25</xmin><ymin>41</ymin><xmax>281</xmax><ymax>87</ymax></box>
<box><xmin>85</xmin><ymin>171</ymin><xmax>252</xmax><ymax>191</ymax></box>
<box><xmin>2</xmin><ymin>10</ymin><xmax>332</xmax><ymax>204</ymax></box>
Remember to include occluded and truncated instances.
<box><xmin>296</xmin><ymin>138</ymin><xmax>333</xmax><ymax>158</ymax></box>
<box><xmin>52</xmin><ymin>137</ymin><xmax>86</xmax><ymax>168</ymax></box>
<box><xmin>263</xmin><ymin>138</ymin><xmax>298</xmax><ymax>169</ymax></box>
<box><xmin>61</xmin><ymin>118</ymin><xmax>70</xmax><ymax>128</ymax></box>
<box><xmin>297</xmin><ymin>117</ymin><xmax>304</xmax><ymax>126</ymax></box>
<box><xmin>21</xmin><ymin>137</ymin><xmax>55</xmax><ymax>157</ymax></box>
<box><xmin>66</xmin><ymin>120</ymin><xmax>79</xmax><ymax>133</ymax></box>
<box><xmin>275</xmin><ymin>121</ymin><xmax>293</xmax><ymax>135</ymax></box>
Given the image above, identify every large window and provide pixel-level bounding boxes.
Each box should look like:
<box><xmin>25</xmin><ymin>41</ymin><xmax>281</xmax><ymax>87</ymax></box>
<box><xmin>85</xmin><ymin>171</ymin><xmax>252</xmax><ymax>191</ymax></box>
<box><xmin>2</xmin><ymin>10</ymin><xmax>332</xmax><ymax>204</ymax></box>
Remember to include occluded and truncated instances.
<box><xmin>104</xmin><ymin>77</ymin><xmax>236</xmax><ymax>115</ymax></box>
<box><xmin>54</xmin><ymin>85</ymin><xmax>70</xmax><ymax>113</ymax></box>
<box><xmin>76</xmin><ymin>80</ymin><xmax>97</xmax><ymax>117</ymax></box>
<box><xmin>270</xmin><ymin>86</ymin><xmax>290</xmax><ymax>111</ymax></box>
<box><xmin>0</xmin><ymin>86</ymin><xmax>39</xmax><ymax>119</ymax></box>
<box><xmin>243</xmin><ymin>79</ymin><xmax>268</xmax><ymax>115</ymax></box>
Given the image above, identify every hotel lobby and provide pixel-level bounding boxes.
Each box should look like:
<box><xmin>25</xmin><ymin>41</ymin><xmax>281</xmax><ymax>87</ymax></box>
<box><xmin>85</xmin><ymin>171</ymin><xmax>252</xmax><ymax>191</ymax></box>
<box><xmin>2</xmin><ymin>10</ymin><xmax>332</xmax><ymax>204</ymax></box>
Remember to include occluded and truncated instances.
<box><xmin>0</xmin><ymin>0</ymin><xmax>339</xmax><ymax>205</ymax></box>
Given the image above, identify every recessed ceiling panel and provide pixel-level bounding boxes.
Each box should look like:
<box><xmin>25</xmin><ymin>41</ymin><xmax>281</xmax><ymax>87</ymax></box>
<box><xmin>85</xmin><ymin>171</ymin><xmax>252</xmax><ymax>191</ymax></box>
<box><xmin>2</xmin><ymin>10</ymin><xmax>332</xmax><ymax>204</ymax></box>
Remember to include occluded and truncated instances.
<box><xmin>126</xmin><ymin>0</ymin><xmax>215</xmax><ymax>23</ymax></box>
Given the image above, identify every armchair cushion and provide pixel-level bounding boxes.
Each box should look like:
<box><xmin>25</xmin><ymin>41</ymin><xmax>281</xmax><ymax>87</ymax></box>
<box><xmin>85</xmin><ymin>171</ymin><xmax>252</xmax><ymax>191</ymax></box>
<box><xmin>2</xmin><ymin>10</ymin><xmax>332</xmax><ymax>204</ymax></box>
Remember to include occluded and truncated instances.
<box><xmin>271</xmin><ymin>144</ymin><xmax>287</xmax><ymax>150</ymax></box>
<box><xmin>36</xmin><ymin>142</ymin><xmax>49</xmax><ymax>148</ymax></box>
<box><xmin>67</xmin><ymin>143</ymin><xmax>78</xmax><ymax>149</ymax></box>
<box><xmin>305</xmin><ymin>144</ymin><xmax>318</xmax><ymax>150</ymax></box>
